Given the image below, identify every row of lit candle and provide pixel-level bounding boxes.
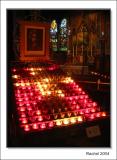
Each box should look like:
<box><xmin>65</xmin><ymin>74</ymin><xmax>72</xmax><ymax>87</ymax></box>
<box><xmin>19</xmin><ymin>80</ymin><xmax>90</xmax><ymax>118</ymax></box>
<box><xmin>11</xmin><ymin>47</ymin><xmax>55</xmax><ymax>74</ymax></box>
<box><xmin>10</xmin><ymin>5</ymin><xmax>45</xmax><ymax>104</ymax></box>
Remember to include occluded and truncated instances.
<box><xmin>85</xmin><ymin>111</ymin><xmax>107</xmax><ymax>120</ymax></box>
<box><xmin>21</xmin><ymin>111</ymin><xmax>107</xmax><ymax>132</ymax></box>
<box><xmin>14</xmin><ymin>83</ymin><xmax>84</xmax><ymax>98</ymax></box>
<box><xmin>16</xmin><ymin>98</ymin><xmax>98</xmax><ymax>111</ymax></box>
<box><xmin>12</xmin><ymin>64</ymin><xmax>59</xmax><ymax>74</ymax></box>
<box><xmin>12</xmin><ymin>73</ymin><xmax>75</xmax><ymax>83</ymax></box>
<box><xmin>16</xmin><ymin>100</ymin><xmax>97</xmax><ymax>111</ymax></box>
<box><xmin>21</xmin><ymin>116</ymin><xmax>84</xmax><ymax>132</ymax></box>
<box><xmin>91</xmin><ymin>71</ymin><xmax>110</xmax><ymax>79</ymax></box>
<box><xmin>18</xmin><ymin>107</ymin><xmax>99</xmax><ymax>122</ymax></box>
<box><xmin>17</xmin><ymin>105</ymin><xmax>100</xmax><ymax>115</ymax></box>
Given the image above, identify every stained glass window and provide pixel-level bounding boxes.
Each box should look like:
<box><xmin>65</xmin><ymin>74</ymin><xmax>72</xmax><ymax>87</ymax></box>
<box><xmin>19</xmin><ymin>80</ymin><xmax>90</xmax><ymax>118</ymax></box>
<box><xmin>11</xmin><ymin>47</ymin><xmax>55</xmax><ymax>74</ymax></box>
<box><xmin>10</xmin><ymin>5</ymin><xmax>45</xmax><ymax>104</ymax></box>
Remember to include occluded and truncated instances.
<box><xmin>59</xmin><ymin>18</ymin><xmax>68</xmax><ymax>52</ymax></box>
<box><xmin>50</xmin><ymin>19</ymin><xmax>69</xmax><ymax>53</ymax></box>
<box><xmin>50</xmin><ymin>20</ymin><xmax>58</xmax><ymax>52</ymax></box>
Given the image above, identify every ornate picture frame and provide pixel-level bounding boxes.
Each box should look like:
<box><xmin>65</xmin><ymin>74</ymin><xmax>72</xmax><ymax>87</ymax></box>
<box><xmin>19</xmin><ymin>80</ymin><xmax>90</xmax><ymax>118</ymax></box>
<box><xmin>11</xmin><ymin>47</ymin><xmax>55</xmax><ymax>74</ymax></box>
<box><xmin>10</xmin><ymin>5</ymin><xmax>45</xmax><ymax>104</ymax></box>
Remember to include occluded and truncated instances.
<box><xmin>19</xmin><ymin>21</ymin><xmax>50</xmax><ymax>61</ymax></box>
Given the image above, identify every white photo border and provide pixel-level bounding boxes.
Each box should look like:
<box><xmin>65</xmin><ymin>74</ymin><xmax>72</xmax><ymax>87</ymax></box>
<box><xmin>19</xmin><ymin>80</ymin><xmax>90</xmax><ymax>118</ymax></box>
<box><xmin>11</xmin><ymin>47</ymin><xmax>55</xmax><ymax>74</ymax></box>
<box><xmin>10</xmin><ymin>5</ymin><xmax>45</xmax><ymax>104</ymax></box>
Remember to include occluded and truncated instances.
<box><xmin>1</xmin><ymin>1</ymin><xmax>116</xmax><ymax>160</ymax></box>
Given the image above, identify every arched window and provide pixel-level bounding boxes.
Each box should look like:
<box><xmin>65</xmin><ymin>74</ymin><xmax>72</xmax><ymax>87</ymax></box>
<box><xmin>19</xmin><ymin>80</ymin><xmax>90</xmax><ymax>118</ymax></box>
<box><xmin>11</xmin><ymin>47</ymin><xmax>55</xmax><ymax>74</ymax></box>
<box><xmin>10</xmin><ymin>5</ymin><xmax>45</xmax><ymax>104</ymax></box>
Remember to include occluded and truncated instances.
<box><xmin>59</xmin><ymin>18</ymin><xmax>68</xmax><ymax>51</ymax></box>
<box><xmin>50</xmin><ymin>20</ymin><xmax>58</xmax><ymax>51</ymax></box>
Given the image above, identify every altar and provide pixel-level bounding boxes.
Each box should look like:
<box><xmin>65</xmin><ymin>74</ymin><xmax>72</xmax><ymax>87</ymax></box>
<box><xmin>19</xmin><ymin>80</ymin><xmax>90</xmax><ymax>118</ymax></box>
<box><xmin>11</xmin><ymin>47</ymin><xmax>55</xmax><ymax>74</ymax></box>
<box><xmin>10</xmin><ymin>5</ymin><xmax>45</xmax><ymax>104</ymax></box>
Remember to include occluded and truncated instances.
<box><xmin>61</xmin><ymin>65</ymin><xmax>89</xmax><ymax>75</ymax></box>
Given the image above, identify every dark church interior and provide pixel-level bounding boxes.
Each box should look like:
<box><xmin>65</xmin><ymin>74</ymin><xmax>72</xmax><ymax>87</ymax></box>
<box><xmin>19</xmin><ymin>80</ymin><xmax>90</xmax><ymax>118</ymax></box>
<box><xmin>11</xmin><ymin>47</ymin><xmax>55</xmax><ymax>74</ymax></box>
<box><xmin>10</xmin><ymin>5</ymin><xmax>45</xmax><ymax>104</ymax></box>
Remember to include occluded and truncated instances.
<box><xmin>7</xmin><ymin>10</ymin><xmax>110</xmax><ymax>147</ymax></box>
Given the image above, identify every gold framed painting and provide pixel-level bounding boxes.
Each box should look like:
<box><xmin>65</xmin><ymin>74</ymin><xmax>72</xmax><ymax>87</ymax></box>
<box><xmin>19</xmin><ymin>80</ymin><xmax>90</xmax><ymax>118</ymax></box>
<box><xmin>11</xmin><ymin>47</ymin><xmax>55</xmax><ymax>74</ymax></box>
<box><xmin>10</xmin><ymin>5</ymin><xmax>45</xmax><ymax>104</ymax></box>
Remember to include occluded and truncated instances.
<box><xmin>19</xmin><ymin>21</ymin><xmax>50</xmax><ymax>61</ymax></box>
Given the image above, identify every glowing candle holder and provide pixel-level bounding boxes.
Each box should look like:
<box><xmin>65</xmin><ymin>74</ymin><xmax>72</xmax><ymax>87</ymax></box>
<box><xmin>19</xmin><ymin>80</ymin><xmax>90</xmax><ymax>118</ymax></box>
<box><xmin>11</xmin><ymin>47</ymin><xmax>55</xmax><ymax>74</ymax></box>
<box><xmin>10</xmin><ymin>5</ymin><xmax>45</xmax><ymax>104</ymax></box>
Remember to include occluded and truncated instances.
<box><xmin>11</xmin><ymin>64</ymin><xmax>108</xmax><ymax>133</ymax></box>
